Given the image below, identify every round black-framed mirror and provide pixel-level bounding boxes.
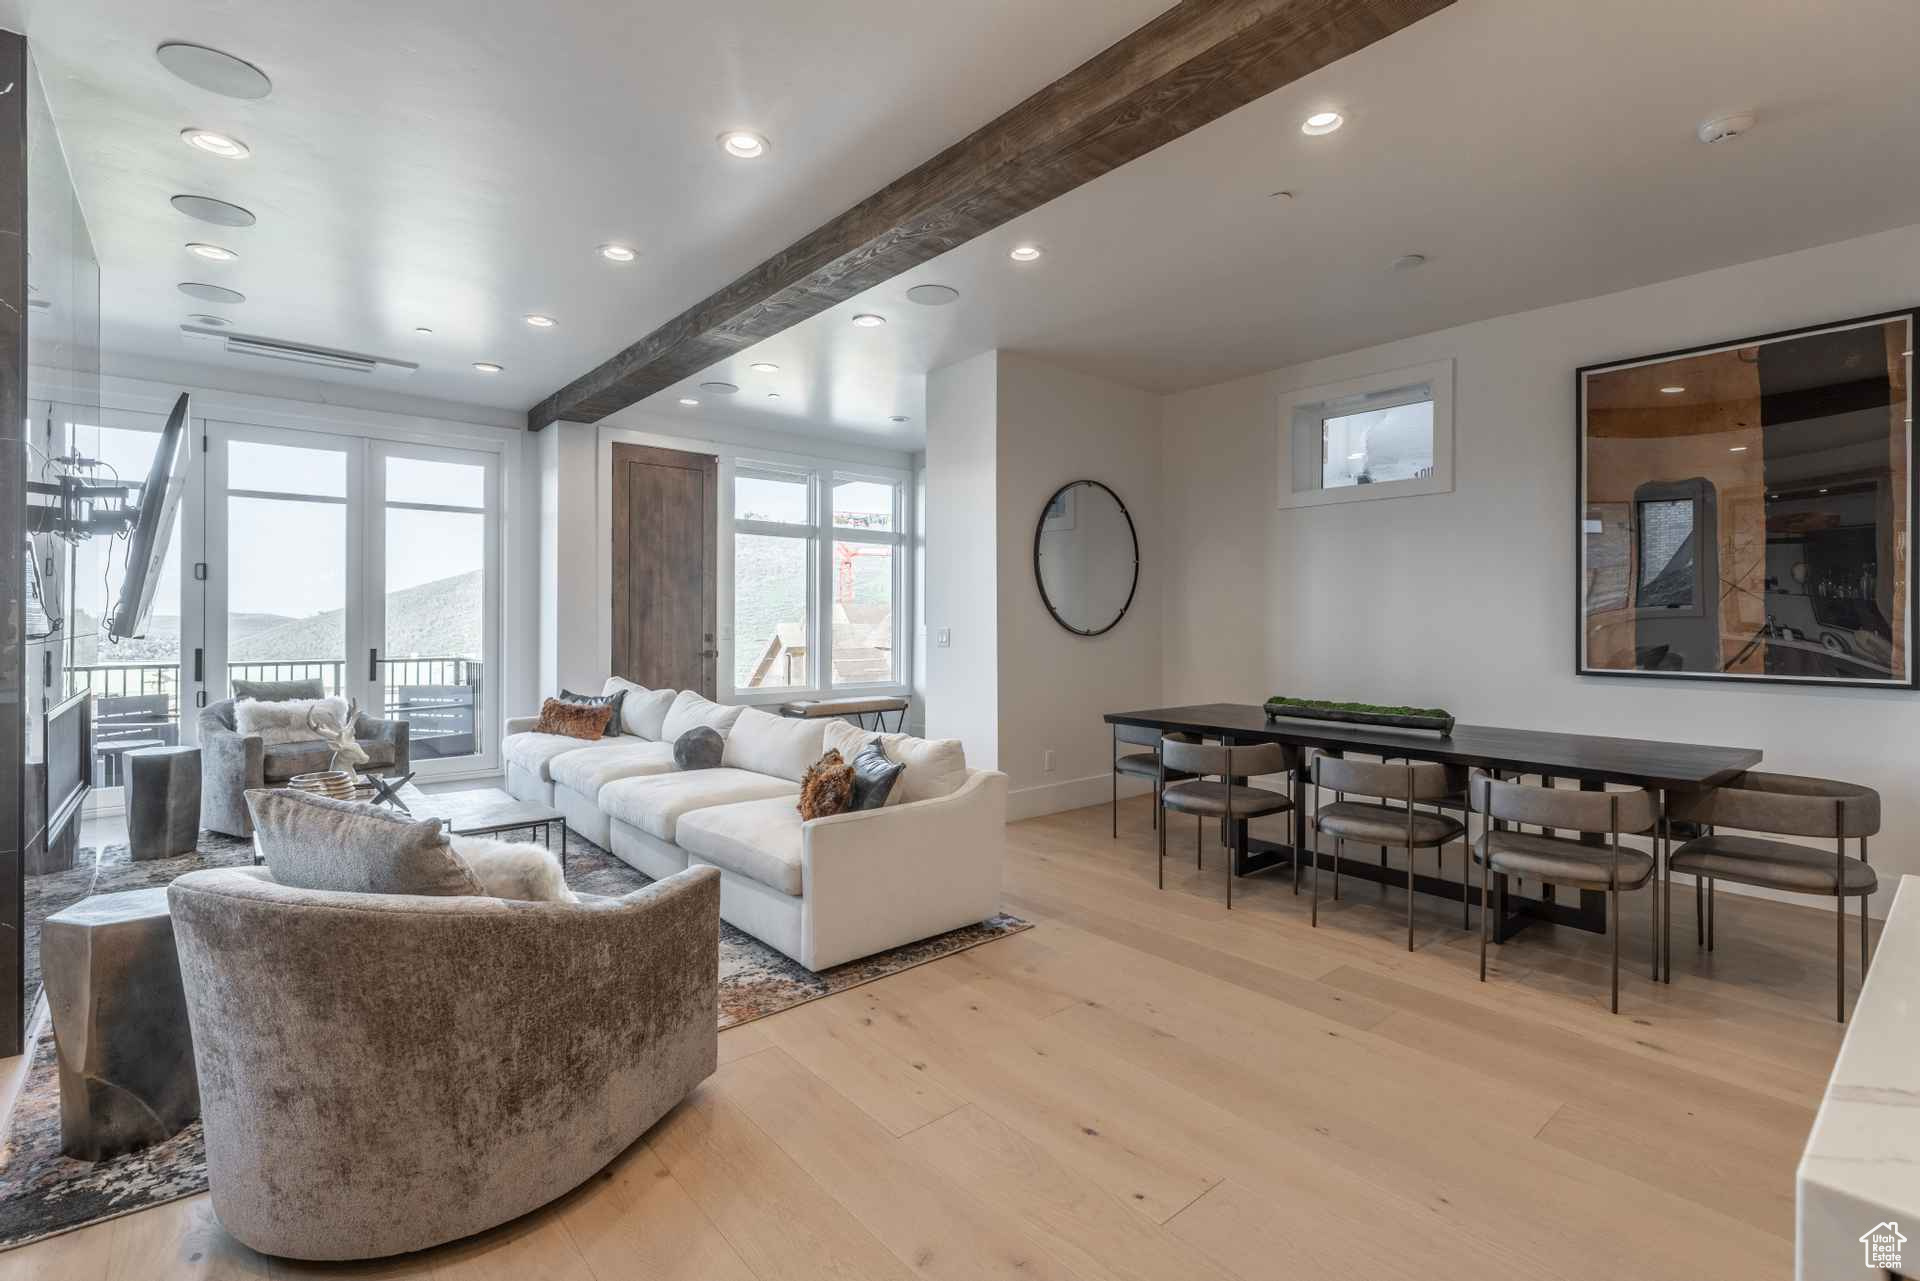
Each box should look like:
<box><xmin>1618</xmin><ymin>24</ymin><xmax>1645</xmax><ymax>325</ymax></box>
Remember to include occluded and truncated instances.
<box><xmin>1033</xmin><ymin>479</ymin><xmax>1139</xmax><ymax>637</ymax></box>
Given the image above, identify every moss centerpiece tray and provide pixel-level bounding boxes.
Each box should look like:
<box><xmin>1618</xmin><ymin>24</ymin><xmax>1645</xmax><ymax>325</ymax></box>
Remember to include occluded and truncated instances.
<box><xmin>1264</xmin><ymin>697</ymin><xmax>1456</xmax><ymax>736</ymax></box>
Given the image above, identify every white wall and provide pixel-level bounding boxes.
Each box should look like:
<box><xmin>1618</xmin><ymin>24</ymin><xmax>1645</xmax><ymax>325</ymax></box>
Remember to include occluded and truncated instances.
<box><xmin>994</xmin><ymin>353</ymin><xmax>1162</xmax><ymax>818</ymax></box>
<box><xmin>1159</xmin><ymin>223</ymin><xmax>1920</xmax><ymax>917</ymax></box>
<box><xmin>923</xmin><ymin>351</ymin><xmax>1000</xmax><ymax>771</ymax></box>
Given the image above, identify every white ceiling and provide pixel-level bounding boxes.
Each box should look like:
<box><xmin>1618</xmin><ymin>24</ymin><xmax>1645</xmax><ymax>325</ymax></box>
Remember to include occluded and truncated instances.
<box><xmin>22</xmin><ymin>0</ymin><xmax>1920</xmax><ymax>450</ymax></box>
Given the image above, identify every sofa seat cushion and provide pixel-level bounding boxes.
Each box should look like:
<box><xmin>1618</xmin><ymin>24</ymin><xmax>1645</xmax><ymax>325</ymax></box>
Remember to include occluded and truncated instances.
<box><xmin>549</xmin><ymin>740</ymin><xmax>679</xmax><ymax>797</ymax></box>
<box><xmin>600</xmin><ymin>769</ymin><xmax>799</xmax><ymax>843</ymax></box>
<box><xmin>264</xmin><ymin>738</ymin><xmax>397</xmax><ymax>782</ymax></box>
<box><xmin>502</xmin><ymin>731</ymin><xmax>614</xmax><ymax>782</ymax></box>
<box><xmin>677</xmin><ymin>797</ymin><xmax>806</xmax><ymax>896</ymax></box>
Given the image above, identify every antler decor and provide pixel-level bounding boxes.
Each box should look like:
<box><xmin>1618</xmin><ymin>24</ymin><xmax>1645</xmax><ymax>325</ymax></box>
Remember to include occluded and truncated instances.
<box><xmin>307</xmin><ymin>698</ymin><xmax>371</xmax><ymax>772</ymax></box>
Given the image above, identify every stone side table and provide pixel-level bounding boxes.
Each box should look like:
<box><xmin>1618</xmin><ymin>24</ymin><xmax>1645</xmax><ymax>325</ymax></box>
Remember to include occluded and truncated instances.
<box><xmin>128</xmin><ymin>745</ymin><xmax>200</xmax><ymax>861</ymax></box>
<box><xmin>41</xmin><ymin>887</ymin><xmax>200</xmax><ymax>1160</ymax></box>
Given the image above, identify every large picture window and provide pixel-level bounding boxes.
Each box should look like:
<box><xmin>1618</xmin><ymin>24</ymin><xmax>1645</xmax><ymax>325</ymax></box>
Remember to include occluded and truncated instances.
<box><xmin>729</xmin><ymin>460</ymin><xmax>907</xmax><ymax>700</ymax></box>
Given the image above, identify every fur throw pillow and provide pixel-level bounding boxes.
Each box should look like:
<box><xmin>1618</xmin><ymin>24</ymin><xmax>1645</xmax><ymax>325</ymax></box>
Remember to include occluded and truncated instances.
<box><xmin>234</xmin><ymin>696</ymin><xmax>351</xmax><ymax>746</ymax></box>
<box><xmin>798</xmin><ymin>749</ymin><xmax>855</xmax><ymax>820</ymax></box>
<box><xmin>452</xmin><ymin>836</ymin><xmax>575</xmax><ymax>902</ymax></box>
<box><xmin>532</xmin><ymin>697</ymin><xmax>613</xmax><ymax>741</ymax></box>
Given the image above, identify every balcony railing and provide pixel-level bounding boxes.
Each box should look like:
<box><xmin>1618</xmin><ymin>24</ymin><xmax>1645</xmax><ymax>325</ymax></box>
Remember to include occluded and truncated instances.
<box><xmin>69</xmin><ymin>658</ymin><xmax>485</xmax><ymax>783</ymax></box>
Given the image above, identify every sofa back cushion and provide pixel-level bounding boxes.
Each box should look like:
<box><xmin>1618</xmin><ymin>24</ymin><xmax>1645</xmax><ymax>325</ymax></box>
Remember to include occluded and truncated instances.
<box><xmin>722</xmin><ymin>708</ymin><xmax>829</xmax><ymax>783</ymax></box>
<box><xmin>234</xmin><ymin>695</ymin><xmax>350</xmax><ymax>747</ymax></box>
<box><xmin>820</xmin><ymin>718</ymin><xmax>965</xmax><ymax>805</ymax></box>
<box><xmin>246</xmin><ymin>788</ymin><xmax>482</xmax><ymax>897</ymax></box>
<box><xmin>232</xmin><ymin>676</ymin><xmax>325</xmax><ymax>703</ymax></box>
<box><xmin>660</xmin><ymin>690</ymin><xmax>746</xmax><ymax>743</ymax></box>
<box><xmin>605</xmin><ymin>678</ymin><xmax>678</xmax><ymax>739</ymax></box>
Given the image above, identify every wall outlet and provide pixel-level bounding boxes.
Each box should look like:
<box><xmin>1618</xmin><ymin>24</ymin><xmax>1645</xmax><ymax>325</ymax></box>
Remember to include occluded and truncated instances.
<box><xmin>1042</xmin><ymin>749</ymin><xmax>1055</xmax><ymax>773</ymax></box>
<box><xmin>936</xmin><ymin>628</ymin><xmax>952</xmax><ymax>648</ymax></box>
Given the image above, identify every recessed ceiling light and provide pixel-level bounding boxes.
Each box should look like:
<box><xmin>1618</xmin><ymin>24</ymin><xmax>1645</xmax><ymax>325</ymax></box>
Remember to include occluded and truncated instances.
<box><xmin>1391</xmin><ymin>253</ymin><xmax>1427</xmax><ymax>270</ymax></box>
<box><xmin>171</xmin><ymin>194</ymin><xmax>256</xmax><ymax>227</ymax></box>
<box><xmin>1659</xmin><ymin>386</ymin><xmax>1686</xmax><ymax>395</ymax></box>
<box><xmin>598</xmin><ymin>243</ymin><xmax>637</xmax><ymax>262</ymax></box>
<box><xmin>181</xmin><ymin>128</ymin><xmax>250</xmax><ymax>159</ymax></box>
<box><xmin>156</xmin><ymin>43</ymin><xmax>272</xmax><ymax>99</ymax></box>
<box><xmin>414</xmin><ymin>326</ymin><xmax>433</xmax><ymax>334</ymax></box>
<box><xmin>1301</xmin><ymin>111</ymin><xmax>1344</xmax><ymax>136</ymax></box>
<box><xmin>1819</xmin><ymin>487</ymin><xmax>1830</xmax><ymax>494</ymax></box>
<box><xmin>1009</xmin><ymin>245</ymin><xmax>1042</xmax><ymax>262</ymax></box>
<box><xmin>473</xmin><ymin>362</ymin><xmax>503</xmax><ymax>374</ymax></box>
<box><xmin>906</xmin><ymin>283</ymin><xmax>960</xmax><ymax>306</ymax></box>
<box><xmin>851</xmin><ymin>313</ymin><xmax>886</xmax><ymax>327</ymax></box>
<box><xmin>679</xmin><ymin>397</ymin><xmax>700</xmax><ymax>407</ymax></box>
<box><xmin>524</xmin><ymin>314</ymin><xmax>556</xmax><ymax>328</ymax></box>
<box><xmin>187</xmin><ymin>313</ymin><xmax>232</xmax><ymax>327</ymax></box>
<box><xmin>889</xmin><ymin>415</ymin><xmax>909</xmax><ymax>423</ymax></box>
<box><xmin>719</xmin><ymin>130</ymin><xmax>769</xmax><ymax>159</ymax></box>
<box><xmin>766</xmin><ymin>392</ymin><xmax>781</xmax><ymax>400</ymax></box>
<box><xmin>1269</xmin><ymin>190</ymin><xmax>1295</xmax><ymax>202</ymax></box>
<box><xmin>178</xmin><ymin>281</ymin><xmax>244</xmax><ymax>303</ymax></box>
<box><xmin>186</xmin><ymin>242</ymin><xmax>238</xmax><ymax>261</ymax></box>
<box><xmin>1729</xmin><ymin>445</ymin><xmax>1749</xmax><ymax>453</ymax></box>
<box><xmin>749</xmin><ymin>361</ymin><xmax>779</xmax><ymax>373</ymax></box>
<box><xmin>1697</xmin><ymin>112</ymin><xmax>1755</xmax><ymax>144</ymax></box>
<box><xmin>699</xmin><ymin>381</ymin><xmax>739</xmax><ymax>394</ymax></box>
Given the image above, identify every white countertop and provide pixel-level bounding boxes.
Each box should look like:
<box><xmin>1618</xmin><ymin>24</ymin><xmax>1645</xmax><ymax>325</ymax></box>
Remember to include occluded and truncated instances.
<box><xmin>1799</xmin><ymin>874</ymin><xmax>1920</xmax><ymax>1280</ymax></box>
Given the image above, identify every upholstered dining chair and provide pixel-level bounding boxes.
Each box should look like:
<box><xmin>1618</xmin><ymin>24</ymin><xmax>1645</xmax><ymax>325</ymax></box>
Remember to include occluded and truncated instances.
<box><xmin>1111</xmin><ymin>725</ymin><xmax>1197</xmax><ymax>838</ymax></box>
<box><xmin>1471</xmin><ymin>772</ymin><xmax>1659</xmax><ymax>1013</ymax></box>
<box><xmin>1309</xmin><ymin>753</ymin><xmax>1468</xmax><ymax>949</ymax></box>
<box><xmin>1665</xmin><ymin>772</ymin><xmax>1879</xmax><ymax>1022</ymax></box>
<box><xmin>1157</xmin><ymin>738</ymin><xmax>1299</xmax><ymax>907</ymax></box>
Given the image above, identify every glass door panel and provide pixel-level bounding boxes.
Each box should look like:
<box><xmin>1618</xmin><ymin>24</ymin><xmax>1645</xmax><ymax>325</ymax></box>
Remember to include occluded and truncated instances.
<box><xmin>371</xmin><ymin>443</ymin><xmax>496</xmax><ymax>770</ymax></box>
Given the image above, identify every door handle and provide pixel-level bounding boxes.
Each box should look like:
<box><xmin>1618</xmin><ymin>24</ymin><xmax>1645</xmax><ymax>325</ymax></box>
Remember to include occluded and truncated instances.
<box><xmin>369</xmin><ymin>648</ymin><xmax>380</xmax><ymax>681</ymax></box>
<box><xmin>193</xmin><ymin>648</ymin><xmax>204</xmax><ymax>682</ymax></box>
<box><xmin>699</xmin><ymin>649</ymin><xmax>719</xmax><ymax>658</ymax></box>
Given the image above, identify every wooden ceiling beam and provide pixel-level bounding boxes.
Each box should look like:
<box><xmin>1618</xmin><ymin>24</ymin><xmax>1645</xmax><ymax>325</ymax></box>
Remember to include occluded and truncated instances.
<box><xmin>527</xmin><ymin>0</ymin><xmax>1456</xmax><ymax>430</ymax></box>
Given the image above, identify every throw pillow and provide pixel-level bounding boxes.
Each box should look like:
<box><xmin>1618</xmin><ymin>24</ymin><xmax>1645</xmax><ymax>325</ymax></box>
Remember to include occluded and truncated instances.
<box><xmin>533</xmin><ymin>697</ymin><xmax>613</xmax><ymax>740</ymax></box>
<box><xmin>231</xmin><ymin>676</ymin><xmax>326</xmax><ymax>703</ymax></box>
<box><xmin>822</xmin><ymin>717</ymin><xmax>882</xmax><ymax>762</ymax></box>
<box><xmin>674</xmin><ymin>725</ymin><xmax>725</xmax><ymax>770</ymax></box>
<box><xmin>560</xmin><ymin>687</ymin><xmax>626</xmax><ymax>735</ymax></box>
<box><xmin>605</xmin><ymin>678</ymin><xmax>677</xmax><ymax>738</ymax></box>
<box><xmin>797</xmin><ymin>750</ymin><xmax>855</xmax><ymax>820</ymax></box>
<box><xmin>452</xmin><ymin>835</ymin><xmax>574</xmax><ymax>902</ymax></box>
<box><xmin>234</xmin><ymin>695</ymin><xmax>351</xmax><ymax>747</ymax></box>
<box><xmin>850</xmin><ymin>741</ymin><xmax>907</xmax><ymax>810</ymax></box>
<box><xmin>246</xmin><ymin>788</ymin><xmax>482</xmax><ymax>897</ymax></box>
<box><xmin>884</xmin><ymin>735</ymin><xmax>969</xmax><ymax>805</ymax></box>
<box><xmin>660</xmin><ymin>690</ymin><xmax>746</xmax><ymax>742</ymax></box>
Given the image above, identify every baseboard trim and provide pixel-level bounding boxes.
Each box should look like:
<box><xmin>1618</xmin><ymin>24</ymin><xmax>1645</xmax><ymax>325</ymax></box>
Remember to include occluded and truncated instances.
<box><xmin>1007</xmin><ymin>772</ymin><xmax>1150</xmax><ymax>822</ymax></box>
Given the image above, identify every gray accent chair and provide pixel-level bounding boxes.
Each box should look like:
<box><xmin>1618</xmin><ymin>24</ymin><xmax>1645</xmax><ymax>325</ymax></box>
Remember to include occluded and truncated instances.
<box><xmin>199</xmin><ymin>679</ymin><xmax>410</xmax><ymax>837</ymax></box>
<box><xmin>167</xmin><ymin>863</ymin><xmax>721</xmax><ymax>1260</ymax></box>
<box><xmin>1309</xmin><ymin>753</ymin><xmax>1468</xmax><ymax>948</ymax></box>
<box><xmin>1157</xmin><ymin>738</ymin><xmax>1300</xmax><ymax>908</ymax></box>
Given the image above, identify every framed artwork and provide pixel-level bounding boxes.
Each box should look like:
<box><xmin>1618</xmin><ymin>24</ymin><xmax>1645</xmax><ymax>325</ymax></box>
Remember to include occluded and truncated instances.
<box><xmin>1577</xmin><ymin>308</ymin><xmax>1916</xmax><ymax>688</ymax></box>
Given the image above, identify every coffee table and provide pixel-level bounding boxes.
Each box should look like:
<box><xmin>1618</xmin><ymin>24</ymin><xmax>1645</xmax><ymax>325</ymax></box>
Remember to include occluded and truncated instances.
<box><xmin>386</xmin><ymin>784</ymin><xmax>570</xmax><ymax>870</ymax></box>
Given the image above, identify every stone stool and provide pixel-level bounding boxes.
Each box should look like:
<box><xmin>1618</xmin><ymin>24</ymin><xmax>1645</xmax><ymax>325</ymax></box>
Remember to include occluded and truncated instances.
<box><xmin>41</xmin><ymin>887</ymin><xmax>200</xmax><ymax>1160</ymax></box>
<box><xmin>128</xmin><ymin>745</ymin><xmax>201</xmax><ymax>861</ymax></box>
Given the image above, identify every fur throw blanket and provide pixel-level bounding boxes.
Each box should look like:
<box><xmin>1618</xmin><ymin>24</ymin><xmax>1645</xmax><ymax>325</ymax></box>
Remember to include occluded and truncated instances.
<box><xmin>452</xmin><ymin>836</ymin><xmax>575</xmax><ymax>902</ymax></box>
<box><xmin>234</xmin><ymin>696</ymin><xmax>351</xmax><ymax>746</ymax></box>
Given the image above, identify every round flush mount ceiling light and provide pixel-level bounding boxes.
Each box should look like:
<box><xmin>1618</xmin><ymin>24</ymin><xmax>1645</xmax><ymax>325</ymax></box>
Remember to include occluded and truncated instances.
<box><xmin>473</xmin><ymin>362</ymin><xmax>504</xmax><ymax>374</ymax></box>
<box><xmin>523</xmin><ymin>314</ymin><xmax>556</xmax><ymax>328</ymax></box>
<box><xmin>187</xmin><ymin>313</ymin><xmax>233</xmax><ymax>327</ymax></box>
<box><xmin>698</xmin><ymin>381</ymin><xmax>739</xmax><ymax>394</ymax></box>
<box><xmin>598</xmin><ymin>243</ymin><xmax>637</xmax><ymax>262</ymax></box>
<box><xmin>748</xmin><ymin>361</ymin><xmax>779</xmax><ymax>373</ymax></box>
<box><xmin>678</xmin><ymin>397</ymin><xmax>700</xmax><ymax>407</ymax></box>
<box><xmin>889</xmin><ymin>415</ymin><xmax>910</xmax><ymax>423</ymax></box>
<box><xmin>1391</xmin><ymin>253</ymin><xmax>1427</xmax><ymax>270</ymax></box>
<box><xmin>178</xmin><ymin>281</ymin><xmax>244</xmax><ymax>303</ymax></box>
<box><xmin>1301</xmin><ymin>111</ymin><xmax>1344</xmax><ymax>136</ymax></box>
<box><xmin>850</xmin><ymin>313</ymin><xmax>886</xmax><ymax>327</ymax></box>
<box><xmin>171</xmin><ymin>193</ymin><xmax>256</xmax><ymax>226</ymax></box>
<box><xmin>1659</xmin><ymin>385</ymin><xmax>1686</xmax><ymax>395</ymax></box>
<box><xmin>1697</xmin><ymin>112</ymin><xmax>1756</xmax><ymax>144</ymax></box>
<box><xmin>156</xmin><ymin>42</ymin><xmax>272</xmax><ymax>99</ymax></box>
<box><xmin>186</xmin><ymin>242</ymin><xmax>238</xmax><ymax>261</ymax></box>
<box><xmin>906</xmin><ymin>283</ymin><xmax>960</xmax><ymax>306</ymax></box>
<box><xmin>1009</xmin><ymin>245</ymin><xmax>1042</xmax><ymax>262</ymax></box>
<box><xmin>719</xmin><ymin>130</ymin><xmax>769</xmax><ymax>159</ymax></box>
<box><xmin>766</xmin><ymin>392</ymin><xmax>781</xmax><ymax>400</ymax></box>
<box><xmin>414</xmin><ymin>326</ymin><xmax>434</xmax><ymax>334</ymax></box>
<box><xmin>181</xmin><ymin>128</ymin><xmax>250</xmax><ymax>159</ymax></box>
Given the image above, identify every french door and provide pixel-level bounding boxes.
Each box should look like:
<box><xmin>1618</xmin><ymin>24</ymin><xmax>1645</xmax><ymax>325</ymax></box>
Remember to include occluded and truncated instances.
<box><xmin>204</xmin><ymin>422</ymin><xmax>500</xmax><ymax>777</ymax></box>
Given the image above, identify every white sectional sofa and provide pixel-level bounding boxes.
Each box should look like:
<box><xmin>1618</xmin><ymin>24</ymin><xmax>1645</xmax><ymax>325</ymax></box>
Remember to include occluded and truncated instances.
<box><xmin>502</xmin><ymin>680</ymin><xmax>1007</xmax><ymax>971</ymax></box>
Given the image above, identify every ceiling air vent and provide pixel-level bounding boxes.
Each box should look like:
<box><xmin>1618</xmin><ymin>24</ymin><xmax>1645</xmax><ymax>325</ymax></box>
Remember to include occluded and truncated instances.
<box><xmin>179</xmin><ymin>324</ymin><xmax>417</xmax><ymax>376</ymax></box>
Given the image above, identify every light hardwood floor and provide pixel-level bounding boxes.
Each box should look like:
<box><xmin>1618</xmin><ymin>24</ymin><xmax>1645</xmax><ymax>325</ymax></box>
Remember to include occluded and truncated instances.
<box><xmin>3</xmin><ymin>796</ymin><xmax>1855</xmax><ymax>1281</ymax></box>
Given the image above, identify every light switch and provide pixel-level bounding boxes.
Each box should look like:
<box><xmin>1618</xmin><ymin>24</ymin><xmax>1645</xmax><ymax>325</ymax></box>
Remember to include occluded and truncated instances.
<box><xmin>936</xmin><ymin>628</ymin><xmax>952</xmax><ymax>648</ymax></box>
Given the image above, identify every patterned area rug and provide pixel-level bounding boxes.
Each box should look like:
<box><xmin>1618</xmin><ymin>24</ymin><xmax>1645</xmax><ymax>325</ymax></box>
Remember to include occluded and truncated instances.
<box><xmin>1</xmin><ymin>826</ymin><xmax>1028</xmax><ymax>1253</ymax></box>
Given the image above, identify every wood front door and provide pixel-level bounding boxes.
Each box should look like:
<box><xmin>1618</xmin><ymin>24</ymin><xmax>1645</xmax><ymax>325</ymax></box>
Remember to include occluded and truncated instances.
<box><xmin>611</xmin><ymin>443</ymin><xmax>718</xmax><ymax>695</ymax></box>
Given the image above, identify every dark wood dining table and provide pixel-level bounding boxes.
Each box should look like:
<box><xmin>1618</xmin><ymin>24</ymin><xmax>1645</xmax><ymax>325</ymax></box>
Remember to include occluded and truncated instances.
<box><xmin>1105</xmin><ymin>703</ymin><xmax>1763</xmax><ymax>938</ymax></box>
